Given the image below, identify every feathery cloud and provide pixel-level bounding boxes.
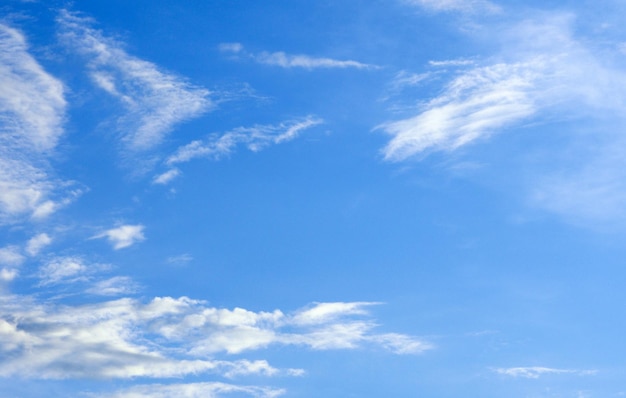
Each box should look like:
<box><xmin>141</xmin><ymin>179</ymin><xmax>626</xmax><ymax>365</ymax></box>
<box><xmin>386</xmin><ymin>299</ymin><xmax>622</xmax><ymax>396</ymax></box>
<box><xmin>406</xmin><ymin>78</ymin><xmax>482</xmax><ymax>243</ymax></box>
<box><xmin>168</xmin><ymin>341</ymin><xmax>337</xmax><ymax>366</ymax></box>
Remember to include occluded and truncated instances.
<box><xmin>220</xmin><ymin>43</ymin><xmax>378</xmax><ymax>70</ymax></box>
<box><xmin>380</xmin><ymin>14</ymin><xmax>626</xmax><ymax>225</ymax></box>
<box><xmin>57</xmin><ymin>10</ymin><xmax>212</xmax><ymax>152</ymax></box>
<box><xmin>167</xmin><ymin>116</ymin><xmax>322</xmax><ymax>165</ymax></box>
<box><xmin>86</xmin><ymin>276</ymin><xmax>139</xmax><ymax>296</ymax></box>
<box><xmin>36</xmin><ymin>256</ymin><xmax>89</xmax><ymax>286</ymax></box>
<box><xmin>0</xmin><ymin>24</ymin><xmax>69</xmax><ymax>222</ymax></box>
<box><xmin>381</xmin><ymin>14</ymin><xmax>626</xmax><ymax>161</ymax></box>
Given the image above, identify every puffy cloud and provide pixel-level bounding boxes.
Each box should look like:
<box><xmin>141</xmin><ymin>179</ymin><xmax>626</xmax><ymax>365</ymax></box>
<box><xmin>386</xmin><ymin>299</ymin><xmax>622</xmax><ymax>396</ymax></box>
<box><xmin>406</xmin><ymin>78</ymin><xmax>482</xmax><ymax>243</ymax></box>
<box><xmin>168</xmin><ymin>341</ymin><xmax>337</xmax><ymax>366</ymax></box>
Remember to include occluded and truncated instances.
<box><xmin>57</xmin><ymin>10</ymin><xmax>212</xmax><ymax>152</ymax></box>
<box><xmin>26</xmin><ymin>233</ymin><xmax>52</xmax><ymax>256</ymax></box>
<box><xmin>92</xmin><ymin>224</ymin><xmax>145</xmax><ymax>250</ymax></box>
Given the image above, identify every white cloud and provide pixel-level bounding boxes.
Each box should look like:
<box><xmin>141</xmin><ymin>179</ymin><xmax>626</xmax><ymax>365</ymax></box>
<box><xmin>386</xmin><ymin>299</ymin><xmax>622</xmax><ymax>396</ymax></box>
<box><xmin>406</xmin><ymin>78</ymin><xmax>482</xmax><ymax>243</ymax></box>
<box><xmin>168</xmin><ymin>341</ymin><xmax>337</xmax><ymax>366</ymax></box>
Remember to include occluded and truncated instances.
<box><xmin>381</xmin><ymin>14</ymin><xmax>626</xmax><ymax>161</ymax></box>
<box><xmin>36</xmin><ymin>256</ymin><xmax>89</xmax><ymax>286</ymax></box>
<box><xmin>0</xmin><ymin>24</ymin><xmax>69</xmax><ymax>221</ymax></box>
<box><xmin>57</xmin><ymin>10</ymin><xmax>212</xmax><ymax>152</ymax></box>
<box><xmin>26</xmin><ymin>233</ymin><xmax>51</xmax><ymax>256</ymax></box>
<box><xmin>152</xmin><ymin>168</ymin><xmax>180</xmax><ymax>185</ymax></box>
<box><xmin>92</xmin><ymin>224</ymin><xmax>145</xmax><ymax>249</ymax></box>
<box><xmin>0</xmin><ymin>246</ymin><xmax>25</xmax><ymax>266</ymax></box>
<box><xmin>0</xmin><ymin>246</ymin><xmax>25</xmax><ymax>284</ymax></box>
<box><xmin>381</xmin><ymin>13</ymin><xmax>626</xmax><ymax>224</ymax></box>
<box><xmin>380</xmin><ymin>61</ymin><xmax>539</xmax><ymax>161</ymax></box>
<box><xmin>495</xmin><ymin>366</ymin><xmax>597</xmax><ymax>379</ymax></box>
<box><xmin>404</xmin><ymin>0</ymin><xmax>501</xmax><ymax>13</ymax></box>
<box><xmin>165</xmin><ymin>253</ymin><xmax>193</xmax><ymax>266</ymax></box>
<box><xmin>218</xmin><ymin>42</ymin><xmax>244</xmax><ymax>53</ymax></box>
<box><xmin>86</xmin><ymin>276</ymin><xmax>139</xmax><ymax>296</ymax></box>
<box><xmin>167</xmin><ymin>116</ymin><xmax>322</xmax><ymax>165</ymax></box>
<box><xmin>0</xmin><ymin>268</ymin><xmax>18</xmax><ymax>282</ymax></box>
<box><xmin>220</xmin><ymin>43</ymin><xmax>377</xmax><ymax>70</ymax></box>
<box><xmin>291</xmin><ymin>302</ymin><xmax>376</xmax><ymax>325</ymax></box>
<box><xmin>0</xmin><ymin>296</ymin><xmax>426</xmax><ymax>380</ymax></box>
<box><xmin>98</xmin><ymin>382</ymin><xmax>285</xmax><ymax>398</ymax></box>
<box><xmin>428</xmin><ymin>59</ymin><xmax>475</xmax><ymax>67</ymax></box>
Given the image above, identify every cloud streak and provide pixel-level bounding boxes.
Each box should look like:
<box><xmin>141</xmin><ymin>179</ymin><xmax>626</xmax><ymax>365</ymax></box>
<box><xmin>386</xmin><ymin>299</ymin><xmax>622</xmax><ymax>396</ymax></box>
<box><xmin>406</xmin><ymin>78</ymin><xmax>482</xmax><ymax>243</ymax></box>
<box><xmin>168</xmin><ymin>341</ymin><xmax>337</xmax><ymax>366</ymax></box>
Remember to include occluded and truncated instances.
<box><xmin>403</xmin><ymin>0</ymin><xmax>501</xmax><ymax>13</ymax></box>
<box><xmin>495</xmin><ymin>366</ymin><xmax>597</xmax><ymax>379</ymax></box>
<box><xmin>220</xmin><ymin>43</ymin><xmax>378</xmax><ymax>70</ymax></box>
<box><xmin>57</xmin><ymin>10</ymin><xmax>212</xmax><ymax>152</ymax></box>
<box><xmin>167</xmin><ymin>116</ymin><xmax>323</xmax><ymax>165</ymax></box>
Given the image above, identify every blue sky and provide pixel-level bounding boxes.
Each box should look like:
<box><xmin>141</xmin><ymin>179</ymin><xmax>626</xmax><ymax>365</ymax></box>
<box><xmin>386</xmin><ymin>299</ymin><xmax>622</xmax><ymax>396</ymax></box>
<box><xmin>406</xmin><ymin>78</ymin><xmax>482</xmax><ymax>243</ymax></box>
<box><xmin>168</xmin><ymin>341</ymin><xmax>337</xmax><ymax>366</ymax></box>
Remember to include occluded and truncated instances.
<box><xmin>2</xmin><ymin>0</ymin><xmax>626</xmax><ymax>396</ymax></box>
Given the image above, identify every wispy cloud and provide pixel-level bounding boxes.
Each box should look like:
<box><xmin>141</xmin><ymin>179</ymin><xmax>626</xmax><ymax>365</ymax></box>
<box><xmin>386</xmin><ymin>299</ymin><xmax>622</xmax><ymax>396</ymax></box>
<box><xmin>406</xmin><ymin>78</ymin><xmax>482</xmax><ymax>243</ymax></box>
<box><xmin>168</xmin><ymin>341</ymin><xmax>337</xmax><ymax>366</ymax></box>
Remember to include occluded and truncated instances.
<box><xmin>0</xmin><ymin>245</ymin><xmax>24</xmax><ymax>283</ymax></box>
<box><xmin>152</xmin><ymin>168</ymin><xmax>180</xmax><ymax>185</ymax></box>
<box><xmin>165</xmin><ymin>253</ymin><xmax>193</xmax><ymax>266</ymax></box>
<box><xmin>98</xmin><ymin>382</ymin><xmax>285</xmax><ymax>398</ymax></box>
<box><xmin>220</xmin><ymin>43</ymin><xmax>378</xmax><ymax>70</ymax></box>
<box><xmin>381</xmin><ymin>13</ymin><xmax>626</xmax><ymax>224</ymax></box>
<box><xmin>84</xmin><ymin>276</ymin><xmax>139</xmax><ymax>296</ymax></box>
<box><xmin>57</xmin><ymin>10</ymin><xmax>212</xmax><ymax>152</ymax></box>
<box><xmin>380</xmin><ymin>60</ymin><xmax>539</xmax><ymax>161</ymax></box>
<box><xmin>494</xmin><ymin>366</ymin><xmax>597</xmax><ymax>379</ymax></box>
<box><xmin>167</xmin><ymin>116</ymin><xmax>322</xmax><ymax>165</ymax></box>
<box><xmin>0</xmin><ymin>24</ymin><xmax>71</xmax><ymax>222</ymax></box>
<box><xmin>0</xmin><ymin>296</ymin><xmax>429</xmax><ymax>380</ymax></box>
<box><xmin>92</xmin><ymin>224</ymin><xmax>145</xmax><ymax>249</ymax></box>
<box><xmin>381</xmin><ymin>14</ymin><xmax>626</xmax><ymax>161</ymax></box>
<box><xmin>36</xmin><ymin>256</ymin><xmax>90</xmax><ymax>286</ymax></box>
<box><xmin>403</xmin><ymin>0</ymin><xmax>501</xmax><ymax>13</ymax></box>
